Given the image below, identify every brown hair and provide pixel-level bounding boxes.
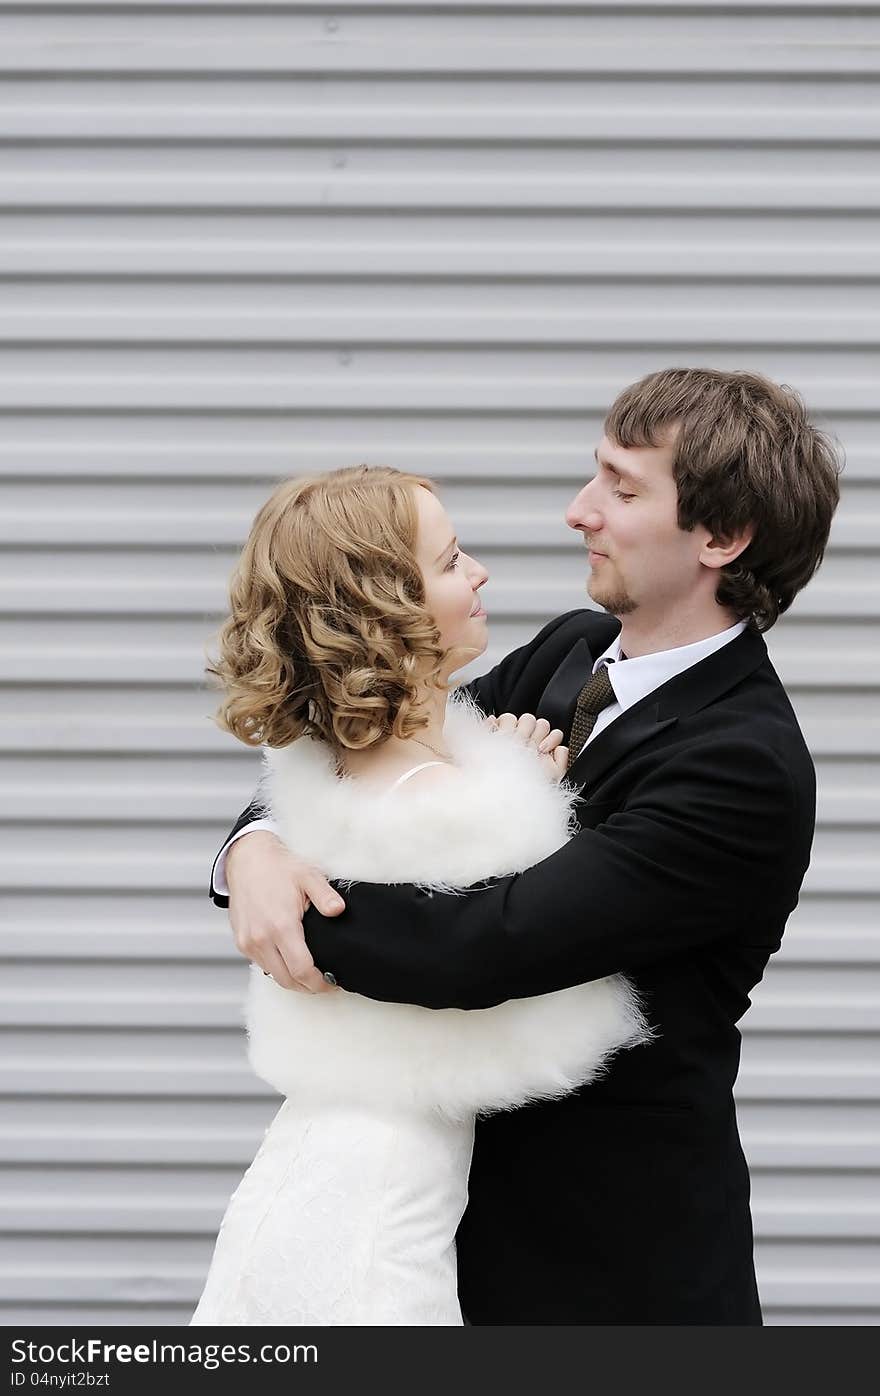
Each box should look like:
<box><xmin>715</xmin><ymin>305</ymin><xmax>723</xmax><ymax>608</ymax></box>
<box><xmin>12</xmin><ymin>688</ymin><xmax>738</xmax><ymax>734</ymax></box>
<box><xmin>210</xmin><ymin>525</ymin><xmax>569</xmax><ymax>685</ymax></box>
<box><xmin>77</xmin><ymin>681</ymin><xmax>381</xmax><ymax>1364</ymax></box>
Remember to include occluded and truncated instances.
<box><xmin>207</xmin><ymin>465</ymin><xmax>449</xmax><ymax>751</ymax></box>
<box><xmin>604</xmin><ymin>367</ymin><xmax>842</xmax><ymax>630</ymax></box>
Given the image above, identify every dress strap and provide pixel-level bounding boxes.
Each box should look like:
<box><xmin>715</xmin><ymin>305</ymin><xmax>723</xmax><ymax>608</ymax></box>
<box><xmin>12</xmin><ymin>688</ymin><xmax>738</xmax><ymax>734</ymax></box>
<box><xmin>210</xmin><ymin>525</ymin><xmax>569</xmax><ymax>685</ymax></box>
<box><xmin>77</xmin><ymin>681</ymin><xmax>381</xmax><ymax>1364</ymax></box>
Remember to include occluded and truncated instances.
<box><xmin>388</xmin><ymin>761</ymin><xmax>448</xmax><ymax>791</ymax></box>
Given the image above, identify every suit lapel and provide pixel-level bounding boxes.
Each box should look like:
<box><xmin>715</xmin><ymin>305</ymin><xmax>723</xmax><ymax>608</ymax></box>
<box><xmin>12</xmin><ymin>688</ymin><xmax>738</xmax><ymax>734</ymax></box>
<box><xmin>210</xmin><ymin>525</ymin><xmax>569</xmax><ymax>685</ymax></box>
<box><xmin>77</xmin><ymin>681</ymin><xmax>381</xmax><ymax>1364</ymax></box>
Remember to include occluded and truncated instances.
<box><xmin>570</xmin><ymin>701</ymin><xmax>677</xmax><ymax>790</ymax></box>
<box><xmin>536</xmin><ymin>637</ymin><xmax>594</xmax><ymax>735</ymax></box>
<box><xmin>534</xmin><ymin>631</ymin><xmax>674</xmax><ymax>789</ymax></box>
<box><xmin>566</xmin><ymin>626</ymin><xmax>769</xmax><ymax>792</ymax></box>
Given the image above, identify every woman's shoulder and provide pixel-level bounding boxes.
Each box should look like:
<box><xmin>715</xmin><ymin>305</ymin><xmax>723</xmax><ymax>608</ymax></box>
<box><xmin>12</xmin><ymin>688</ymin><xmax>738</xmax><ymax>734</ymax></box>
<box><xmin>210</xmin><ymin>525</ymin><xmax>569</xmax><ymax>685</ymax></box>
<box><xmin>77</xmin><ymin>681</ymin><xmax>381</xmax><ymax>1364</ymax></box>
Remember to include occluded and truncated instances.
<box><xmin>388</xmin><ymin>761</ymin><xmax>461</xmax><ymax>793</ymax></box>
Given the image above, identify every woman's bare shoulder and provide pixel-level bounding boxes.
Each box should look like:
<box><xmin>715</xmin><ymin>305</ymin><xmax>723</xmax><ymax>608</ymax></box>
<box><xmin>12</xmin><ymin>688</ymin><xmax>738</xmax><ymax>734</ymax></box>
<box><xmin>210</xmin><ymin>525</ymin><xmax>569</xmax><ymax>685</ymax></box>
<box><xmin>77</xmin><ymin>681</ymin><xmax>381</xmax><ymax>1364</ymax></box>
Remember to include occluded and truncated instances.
<box><xmin>392</xmin><ymin>762</ymin><xmax>462</xmax><ymax>792</ymax></box>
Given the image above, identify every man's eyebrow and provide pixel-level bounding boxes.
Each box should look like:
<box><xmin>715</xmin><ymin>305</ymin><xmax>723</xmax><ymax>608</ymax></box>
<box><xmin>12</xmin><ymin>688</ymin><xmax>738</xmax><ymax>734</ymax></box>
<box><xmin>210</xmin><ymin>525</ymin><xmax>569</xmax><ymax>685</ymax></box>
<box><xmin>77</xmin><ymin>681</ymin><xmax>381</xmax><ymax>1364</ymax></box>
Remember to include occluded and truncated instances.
<box><xmin>593</xmin><ymin>447</ymin><xmax>646</xmax><ymax>487</ymax></box>
<box><xmin>435</xmin><ymin>537</ymin><xmax>457</xmax><ymax>564</ymax></box>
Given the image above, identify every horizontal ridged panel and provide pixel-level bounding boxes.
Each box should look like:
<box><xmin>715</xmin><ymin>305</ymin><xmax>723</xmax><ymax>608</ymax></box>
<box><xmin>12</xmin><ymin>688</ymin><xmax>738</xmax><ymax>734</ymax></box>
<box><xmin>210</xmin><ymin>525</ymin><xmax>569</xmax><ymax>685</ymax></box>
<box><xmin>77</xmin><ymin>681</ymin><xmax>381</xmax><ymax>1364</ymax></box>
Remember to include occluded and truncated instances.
<box><xmin>8</xmin><ymin>2</ymin><xmax>875</xmax><ymax>9</ymax></box>
<box><xmin>0</xmin><ymin>1306</ymin><xmax>190</xmax><ymax>1327</ymax></box>
<box><xmin>4</xmin><ymin>88</ymin><xmax>880</xmax><ymax>145</ymax></box>
<box><xmin>0</xmin><ymin>814</ymin><xmax>875</xmax><ymax>874</ymax></box>
<box><xmin>0</xmin><ymin>686</ymin><xmax>878</xmax><ymax>757</ymax></box>
<box><xmin>2</xmin><ymin>0</ymin><xmax>877</xmax><ymax>1328</ymax></box>
<box><xmin>0</xmin><ymin>479</ymin><xmax>872</xmax><ymax>546</ymax></box>
<box><xmin>0</xmin><ymin>477</ymin><xmax>870</xmax><ymax>543</ymax></box>
<box><xmin>3</xmin><ymin>960</ymin><xmax>880</xmax><ymax>1028</ymax></box>
<box><xmin>2</xmin><ymin>1028</ymin><xmax>879</xmax><ymax>1101</ymax></box>
<box><xmin>3</xmin><ymin>218</ymin><xmax>879</xmax><ymax>280</ymax></box>
<box><xmin>2</xmin><ymin>1098</ymin><xmax>879</xmax><ymax>1155</ymax></box>
<box><xmin>0</xmin><ymin>361</ymin><xmax>875</xmax><ymax>413</ymax></box>
<box><xmin>4</xmin><ymin>285</ymin><xmax>880</xmax><ymax>347</ymax></box>
<box><xmin>2</xmin><ymin>891</ymin><xmax>877</xmax><ymax>961</ymax></box>
<box><xmin>1</xmin><ymin>1240</ymin><xmax>878</xmax><ymax>1310</ymax></box>
<box><xmin>2</xmin><ymin>174</ymin><xmax>879</xmax><ymax>213</ymax></box>
<box><xmin>0</xmin><ymin>414</ymin><xmax>873</xmax><ymax>481</ymax></box>
<box><xmin>2</xmin><ymin>34</ymin><xmax>879</xmax><ymax>78</ymax></box>
<box><xmin>3</xmin><ymin>753</ymin><xmax>879</xmax><ymax>824</ymax></box>
<box><xmin>2</xmin><ymin>617</ymin><xmax>878</xmax><ymax>688</ymax></box>
<box><xmin>1</xmin><ymin>1164</ymin><xmax>877</xmax><ymax>1233</ymax></box>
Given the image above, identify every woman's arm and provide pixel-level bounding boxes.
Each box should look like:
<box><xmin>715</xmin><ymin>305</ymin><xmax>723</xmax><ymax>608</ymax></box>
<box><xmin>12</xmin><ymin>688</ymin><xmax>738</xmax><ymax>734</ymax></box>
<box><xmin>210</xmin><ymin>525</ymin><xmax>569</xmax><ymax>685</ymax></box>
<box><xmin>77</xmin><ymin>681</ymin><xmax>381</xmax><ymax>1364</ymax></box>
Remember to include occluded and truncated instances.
<box><xmin>210</xmin><ymin>608</ymin><xmax>587</xmax><ymax>907</ymax></box>
<box><xmin>210</xmin><ymin>672</ymin><xmax>491</xmax><ymax>911</ymax></box>
<box><xmin>301</xmin><ymin>737</ymin><xmax>811</xmax><ymax>1009</ymax></box>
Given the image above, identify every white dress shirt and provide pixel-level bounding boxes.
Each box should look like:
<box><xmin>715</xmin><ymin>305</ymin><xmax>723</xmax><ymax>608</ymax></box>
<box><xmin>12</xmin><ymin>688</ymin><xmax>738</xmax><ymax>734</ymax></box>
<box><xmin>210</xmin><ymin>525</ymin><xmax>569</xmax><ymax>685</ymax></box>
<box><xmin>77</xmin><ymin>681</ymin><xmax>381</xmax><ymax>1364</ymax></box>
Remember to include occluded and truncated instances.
<box><xmin>212</xmin><ymin>618</ymin><xmax>747</xmax><ymax>897</ymax></box>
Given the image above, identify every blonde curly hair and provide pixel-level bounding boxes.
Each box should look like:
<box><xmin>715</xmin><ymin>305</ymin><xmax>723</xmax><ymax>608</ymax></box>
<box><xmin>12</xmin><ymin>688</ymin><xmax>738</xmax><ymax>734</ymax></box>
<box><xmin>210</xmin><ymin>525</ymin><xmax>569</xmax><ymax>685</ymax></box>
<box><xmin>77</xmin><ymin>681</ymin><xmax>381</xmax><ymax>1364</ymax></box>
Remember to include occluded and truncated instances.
<box><xmin>208</xmin><ymin>465</ymin><xmax>453</xmax><ymax>752</ymax></box>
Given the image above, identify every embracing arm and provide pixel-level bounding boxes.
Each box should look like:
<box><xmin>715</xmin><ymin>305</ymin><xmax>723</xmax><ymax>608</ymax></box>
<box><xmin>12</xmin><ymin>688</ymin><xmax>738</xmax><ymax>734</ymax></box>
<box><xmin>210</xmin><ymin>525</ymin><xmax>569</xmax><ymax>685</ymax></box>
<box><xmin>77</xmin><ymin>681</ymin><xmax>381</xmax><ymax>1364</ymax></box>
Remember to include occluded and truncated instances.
<box><xmin>302</xmin><ymin>738</ymin><xmax>813</xmax><ymax>1009</ymax></box>
<box><xmin>209</xmin><ymin>608</ymin><xmax>587</xmax><ymax>905</ymax></box>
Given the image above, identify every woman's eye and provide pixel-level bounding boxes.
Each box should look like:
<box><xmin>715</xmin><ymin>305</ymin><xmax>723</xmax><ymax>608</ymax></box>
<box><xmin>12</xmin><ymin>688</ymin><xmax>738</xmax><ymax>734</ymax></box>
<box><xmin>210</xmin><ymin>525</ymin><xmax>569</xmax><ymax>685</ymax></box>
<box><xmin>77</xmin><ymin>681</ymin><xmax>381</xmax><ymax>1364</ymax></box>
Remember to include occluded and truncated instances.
<box><xmin>613</xmin><ymin>490</ymin><xmax>634</xmax><ymax>501</ymax></box>
<box><xmin>446</xmin><ymin>550</ymin><xmax>461</xmax><ymax>570</ymax></box>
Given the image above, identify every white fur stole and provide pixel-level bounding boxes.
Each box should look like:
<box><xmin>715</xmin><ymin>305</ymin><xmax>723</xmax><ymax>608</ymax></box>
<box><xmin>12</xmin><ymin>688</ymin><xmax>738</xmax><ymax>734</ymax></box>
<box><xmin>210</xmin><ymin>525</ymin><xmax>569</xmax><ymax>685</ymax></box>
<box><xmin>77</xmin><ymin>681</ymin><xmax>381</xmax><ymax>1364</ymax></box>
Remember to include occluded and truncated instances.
<box><xmin>245</xmin><ymin>693</ymin><xmax>650</xmax><ymax>1119</ymax></box>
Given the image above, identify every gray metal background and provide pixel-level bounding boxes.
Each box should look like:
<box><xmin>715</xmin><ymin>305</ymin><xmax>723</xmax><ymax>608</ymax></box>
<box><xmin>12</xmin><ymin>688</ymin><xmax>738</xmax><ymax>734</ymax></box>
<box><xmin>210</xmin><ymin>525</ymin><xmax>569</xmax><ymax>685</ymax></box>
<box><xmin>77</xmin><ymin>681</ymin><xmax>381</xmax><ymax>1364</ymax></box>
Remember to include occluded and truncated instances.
<box><xmin>1</xmin><ymin>0</ymin><xmax>878</xmax><ymax>1327</ymax></box>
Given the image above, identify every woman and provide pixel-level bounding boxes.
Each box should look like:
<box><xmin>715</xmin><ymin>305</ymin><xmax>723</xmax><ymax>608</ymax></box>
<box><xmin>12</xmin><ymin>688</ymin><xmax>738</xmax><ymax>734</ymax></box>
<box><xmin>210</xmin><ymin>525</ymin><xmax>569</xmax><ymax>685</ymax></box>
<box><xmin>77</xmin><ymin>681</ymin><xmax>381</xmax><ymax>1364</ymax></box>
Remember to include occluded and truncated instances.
<box><xmin>190</xmin><ymin>465</ymin><xmax>648</xmax><ymax>1326</ymax></box>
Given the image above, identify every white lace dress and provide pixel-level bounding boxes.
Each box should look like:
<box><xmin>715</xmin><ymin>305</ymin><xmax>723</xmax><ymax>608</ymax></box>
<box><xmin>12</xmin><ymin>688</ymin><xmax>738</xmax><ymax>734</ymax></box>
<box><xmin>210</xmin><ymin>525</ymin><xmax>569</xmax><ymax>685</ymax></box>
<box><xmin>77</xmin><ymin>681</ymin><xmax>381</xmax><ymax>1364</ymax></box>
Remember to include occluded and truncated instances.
<box><xmin>190</xmin><ymin>696</ymin><xmax>648</xmax><ymax>1326</ymax></box>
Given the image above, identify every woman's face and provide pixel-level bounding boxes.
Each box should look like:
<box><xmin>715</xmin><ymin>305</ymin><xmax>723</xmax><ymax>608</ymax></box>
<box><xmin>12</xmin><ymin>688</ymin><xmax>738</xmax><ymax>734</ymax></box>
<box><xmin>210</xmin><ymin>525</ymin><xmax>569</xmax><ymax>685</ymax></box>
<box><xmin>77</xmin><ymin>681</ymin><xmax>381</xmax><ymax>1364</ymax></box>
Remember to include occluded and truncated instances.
<box><xmin>414</xmin><ymin>486</ymin><xmax>489</xmax><ymax>675</ymax></box>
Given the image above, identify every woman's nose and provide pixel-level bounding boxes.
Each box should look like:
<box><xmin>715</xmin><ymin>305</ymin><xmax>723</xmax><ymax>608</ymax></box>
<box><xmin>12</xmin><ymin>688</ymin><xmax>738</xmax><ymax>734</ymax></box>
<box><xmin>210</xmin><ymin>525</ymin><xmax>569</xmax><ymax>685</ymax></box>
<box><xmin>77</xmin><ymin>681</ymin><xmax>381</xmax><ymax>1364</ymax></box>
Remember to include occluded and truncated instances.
<box><xmin>470</xmin><ymin>556</ymin><xmax>489</xmax><ymax>588</ymax></box>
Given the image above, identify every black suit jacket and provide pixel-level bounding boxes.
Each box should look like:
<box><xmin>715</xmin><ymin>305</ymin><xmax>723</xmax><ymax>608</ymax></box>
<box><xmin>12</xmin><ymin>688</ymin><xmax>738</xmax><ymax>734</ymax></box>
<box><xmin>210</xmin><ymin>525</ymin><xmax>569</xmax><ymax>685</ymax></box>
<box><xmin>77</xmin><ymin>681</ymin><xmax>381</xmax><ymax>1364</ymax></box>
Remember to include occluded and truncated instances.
<box><xmin>213</xmin><ymin>609</ymin><xmax>816</xmax><ymax>1325</ymax></box>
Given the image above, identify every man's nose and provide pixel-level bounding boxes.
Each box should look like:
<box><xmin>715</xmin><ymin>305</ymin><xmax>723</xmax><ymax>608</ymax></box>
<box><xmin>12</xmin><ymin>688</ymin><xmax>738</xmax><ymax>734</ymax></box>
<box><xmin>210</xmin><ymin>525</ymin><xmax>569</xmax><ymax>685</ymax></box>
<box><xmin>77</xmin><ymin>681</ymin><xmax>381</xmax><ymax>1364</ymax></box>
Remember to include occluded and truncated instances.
<box><xmin>566</xmin><ymin>482</ymin><xmax>602</xmax><ymax>532</ymax></box>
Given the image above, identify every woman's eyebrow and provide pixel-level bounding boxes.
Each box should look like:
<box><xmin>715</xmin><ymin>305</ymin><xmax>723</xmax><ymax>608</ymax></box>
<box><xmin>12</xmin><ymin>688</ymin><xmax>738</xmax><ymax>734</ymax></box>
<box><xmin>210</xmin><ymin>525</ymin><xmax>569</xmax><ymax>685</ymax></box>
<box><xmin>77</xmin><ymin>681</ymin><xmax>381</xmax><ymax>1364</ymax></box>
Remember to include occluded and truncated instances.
<box><xmin>435</xmin><ymin>537</ymin><xmax>457</xmax><ymax>563</ymax></box>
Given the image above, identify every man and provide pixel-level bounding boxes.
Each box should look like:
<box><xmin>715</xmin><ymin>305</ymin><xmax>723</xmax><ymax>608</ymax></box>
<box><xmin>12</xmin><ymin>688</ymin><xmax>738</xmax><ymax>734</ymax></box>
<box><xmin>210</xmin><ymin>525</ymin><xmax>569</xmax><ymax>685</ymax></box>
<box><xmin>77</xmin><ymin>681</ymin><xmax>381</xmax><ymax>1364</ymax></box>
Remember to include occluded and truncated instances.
<box><xmin>211</xmin><ymin>367</ymin><xmax>841</xmax><ymax>1324</ymax></box>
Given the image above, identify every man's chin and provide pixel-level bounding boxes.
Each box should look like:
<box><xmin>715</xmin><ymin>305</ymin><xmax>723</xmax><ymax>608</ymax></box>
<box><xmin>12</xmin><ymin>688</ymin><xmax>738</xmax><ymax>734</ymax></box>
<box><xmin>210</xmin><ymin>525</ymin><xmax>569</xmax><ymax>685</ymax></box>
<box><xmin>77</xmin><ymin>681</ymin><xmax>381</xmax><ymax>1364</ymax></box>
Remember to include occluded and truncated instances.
<box><xmin>588</xmin><ymin>579</ymin><xmax>636</xmax><ymax>617</ymax></box>
<box><xmin>587</xmin><ymin>576</ymin><xmax>612</xmax><ymax>609</ymax></box>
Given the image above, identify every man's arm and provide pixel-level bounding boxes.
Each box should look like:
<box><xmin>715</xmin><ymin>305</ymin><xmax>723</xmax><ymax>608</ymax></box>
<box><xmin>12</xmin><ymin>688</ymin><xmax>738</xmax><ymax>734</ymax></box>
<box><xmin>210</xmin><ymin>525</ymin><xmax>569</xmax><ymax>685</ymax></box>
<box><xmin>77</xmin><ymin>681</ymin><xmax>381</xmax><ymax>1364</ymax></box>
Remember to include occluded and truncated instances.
<box><xmin>211</xmin><ymin>814</ymin><xmax>277</xmax><ymax>903</ymax></box>
<box><xmin>302</xmin><ymin>738</ymin><xmax>811</xmax><ymax>1010</ymax></box>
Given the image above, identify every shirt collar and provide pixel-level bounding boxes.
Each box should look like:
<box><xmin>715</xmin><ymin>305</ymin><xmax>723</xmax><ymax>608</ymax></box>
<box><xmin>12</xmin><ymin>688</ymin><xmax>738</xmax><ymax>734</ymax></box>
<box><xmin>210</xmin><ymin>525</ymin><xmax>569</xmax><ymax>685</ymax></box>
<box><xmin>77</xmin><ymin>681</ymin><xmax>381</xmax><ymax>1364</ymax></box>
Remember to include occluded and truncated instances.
<box><xmin>592</xmin><ymin>620</ymin><xmax>748</xmax><ymax>714</ymax></box>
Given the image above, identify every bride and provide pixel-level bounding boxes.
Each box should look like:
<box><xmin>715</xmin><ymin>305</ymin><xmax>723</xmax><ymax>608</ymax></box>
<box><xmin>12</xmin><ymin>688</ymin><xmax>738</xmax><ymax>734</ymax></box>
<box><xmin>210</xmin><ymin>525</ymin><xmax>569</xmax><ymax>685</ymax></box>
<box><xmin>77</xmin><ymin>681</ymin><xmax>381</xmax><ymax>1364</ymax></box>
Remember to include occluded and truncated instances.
<box><xmin>190</xmin><ymin>464</ymin><xmax>648</xmax><ymax>1326</ymax></box>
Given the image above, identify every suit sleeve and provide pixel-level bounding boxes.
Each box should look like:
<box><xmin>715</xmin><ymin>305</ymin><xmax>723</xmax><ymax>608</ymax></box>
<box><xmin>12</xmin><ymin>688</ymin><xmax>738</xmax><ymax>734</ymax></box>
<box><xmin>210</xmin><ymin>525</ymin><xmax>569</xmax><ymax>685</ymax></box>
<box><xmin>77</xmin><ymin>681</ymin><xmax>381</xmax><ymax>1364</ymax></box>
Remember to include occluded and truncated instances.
<box><xmin>209</xmin><ymin>609</ymin><xmax>586</xmax><ymax>906</ymax></box>
<box><xmin>302</xmin><ymin>737</ymin><xmax>811</xmax><ymax>1009</ymax></box>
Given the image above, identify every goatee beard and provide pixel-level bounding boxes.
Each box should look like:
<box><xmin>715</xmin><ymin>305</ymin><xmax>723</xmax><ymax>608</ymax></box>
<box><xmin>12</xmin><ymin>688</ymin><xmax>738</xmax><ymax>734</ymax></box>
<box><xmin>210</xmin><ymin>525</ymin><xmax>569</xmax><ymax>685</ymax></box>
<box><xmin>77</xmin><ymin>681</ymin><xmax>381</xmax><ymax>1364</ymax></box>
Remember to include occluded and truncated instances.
<box><xmin>588</xmin><ymin>577</ymin><xmax>637</xmax><ymax>616</ymax></box>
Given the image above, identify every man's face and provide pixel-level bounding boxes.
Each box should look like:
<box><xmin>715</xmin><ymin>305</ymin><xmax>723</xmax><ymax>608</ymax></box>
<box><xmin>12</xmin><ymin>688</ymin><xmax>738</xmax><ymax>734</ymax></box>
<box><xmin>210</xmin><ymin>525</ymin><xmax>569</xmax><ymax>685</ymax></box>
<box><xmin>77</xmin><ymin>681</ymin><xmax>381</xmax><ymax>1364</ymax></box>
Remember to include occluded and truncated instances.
<box><xmin>565</xmin><ymin>433</ymin><xmax>712</xmax><ymax>621</ymax></box>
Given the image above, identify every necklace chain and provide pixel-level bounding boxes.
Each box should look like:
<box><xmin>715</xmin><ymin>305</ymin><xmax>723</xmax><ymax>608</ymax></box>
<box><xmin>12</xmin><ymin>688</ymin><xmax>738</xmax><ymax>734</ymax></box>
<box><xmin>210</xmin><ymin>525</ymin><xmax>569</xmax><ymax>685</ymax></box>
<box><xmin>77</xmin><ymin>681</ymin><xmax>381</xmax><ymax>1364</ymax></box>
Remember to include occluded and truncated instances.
<box><xmin>410</xmin><ymin>734</ymin><xmax>454</xmax><ymax>763</ymax></box>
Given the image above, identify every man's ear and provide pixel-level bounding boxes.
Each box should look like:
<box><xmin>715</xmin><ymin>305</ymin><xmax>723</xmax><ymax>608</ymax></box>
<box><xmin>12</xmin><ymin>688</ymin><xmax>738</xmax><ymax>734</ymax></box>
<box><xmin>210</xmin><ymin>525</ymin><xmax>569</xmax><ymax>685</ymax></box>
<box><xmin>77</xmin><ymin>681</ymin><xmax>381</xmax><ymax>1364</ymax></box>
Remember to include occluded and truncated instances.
<box><xmin>699</xmin><ymin>523</ymin><xmax>755</xmax><ymax>572</ymax></box>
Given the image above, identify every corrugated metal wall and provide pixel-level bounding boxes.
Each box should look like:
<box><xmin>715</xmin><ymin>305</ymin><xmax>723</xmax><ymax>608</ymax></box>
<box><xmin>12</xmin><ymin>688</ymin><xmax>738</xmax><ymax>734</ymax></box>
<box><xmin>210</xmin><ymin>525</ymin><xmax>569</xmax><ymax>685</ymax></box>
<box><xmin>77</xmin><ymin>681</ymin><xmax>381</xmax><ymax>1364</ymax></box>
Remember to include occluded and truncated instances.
<box><xmin>1</xmin><ymin>0</ymin><xmax>877</xmax><ymax>1327</ymax></box>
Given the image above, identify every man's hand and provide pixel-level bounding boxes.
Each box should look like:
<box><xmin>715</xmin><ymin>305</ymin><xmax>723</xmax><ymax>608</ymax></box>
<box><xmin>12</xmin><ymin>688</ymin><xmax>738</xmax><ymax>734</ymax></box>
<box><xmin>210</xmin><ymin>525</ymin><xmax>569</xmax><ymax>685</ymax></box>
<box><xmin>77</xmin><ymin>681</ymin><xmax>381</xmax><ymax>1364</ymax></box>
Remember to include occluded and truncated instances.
<box><xmin>484</xmin><ymin>712</ymin><xmax>569</xmax><ymax>784</ymax></box>
<box><xmin>226</xmin><ymin>831</ymin><xmax>344</xmax><ymax>992</ymax></box>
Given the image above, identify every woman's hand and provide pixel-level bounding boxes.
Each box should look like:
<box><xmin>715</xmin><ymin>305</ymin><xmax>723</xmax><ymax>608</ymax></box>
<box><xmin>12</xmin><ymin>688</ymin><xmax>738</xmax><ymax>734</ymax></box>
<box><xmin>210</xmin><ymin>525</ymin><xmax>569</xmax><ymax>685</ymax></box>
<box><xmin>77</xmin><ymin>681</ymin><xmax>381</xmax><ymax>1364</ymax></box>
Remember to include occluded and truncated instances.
<box><xmin>484</xmin><ymin>712</ymin><xmax>569</xmax><ymax>784</ymax></box>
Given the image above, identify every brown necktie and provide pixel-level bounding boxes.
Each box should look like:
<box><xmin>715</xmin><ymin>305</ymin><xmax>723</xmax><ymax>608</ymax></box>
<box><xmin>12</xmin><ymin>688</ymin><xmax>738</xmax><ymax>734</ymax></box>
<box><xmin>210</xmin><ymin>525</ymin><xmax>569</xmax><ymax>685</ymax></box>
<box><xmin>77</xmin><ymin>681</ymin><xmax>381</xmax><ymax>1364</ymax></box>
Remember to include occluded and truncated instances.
<box><xmin>566</xmin><ymin>664</ymin><xmax>617</xmax><ymax>772</ymax></box>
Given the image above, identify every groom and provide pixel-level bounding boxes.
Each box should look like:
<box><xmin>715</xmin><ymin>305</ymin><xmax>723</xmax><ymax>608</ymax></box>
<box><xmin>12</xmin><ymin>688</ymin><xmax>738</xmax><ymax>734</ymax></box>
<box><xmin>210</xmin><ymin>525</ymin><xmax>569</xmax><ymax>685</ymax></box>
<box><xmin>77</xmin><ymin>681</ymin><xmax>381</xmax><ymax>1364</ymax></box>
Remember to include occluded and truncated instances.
<box><xmin>211</xmin><ymin>367</ymin><xmax>840</xmax><ymax>1324</ymax></box>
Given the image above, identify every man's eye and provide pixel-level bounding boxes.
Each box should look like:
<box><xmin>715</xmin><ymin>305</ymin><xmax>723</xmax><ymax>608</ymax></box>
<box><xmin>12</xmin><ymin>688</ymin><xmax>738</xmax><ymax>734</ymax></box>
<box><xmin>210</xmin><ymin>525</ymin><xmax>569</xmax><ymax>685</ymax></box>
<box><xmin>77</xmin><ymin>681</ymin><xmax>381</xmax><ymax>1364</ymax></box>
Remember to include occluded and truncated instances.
<box><xmin>446</xmin><ymin>550</ymin><xmax>461</xmax><ymax>570</ymax></box>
